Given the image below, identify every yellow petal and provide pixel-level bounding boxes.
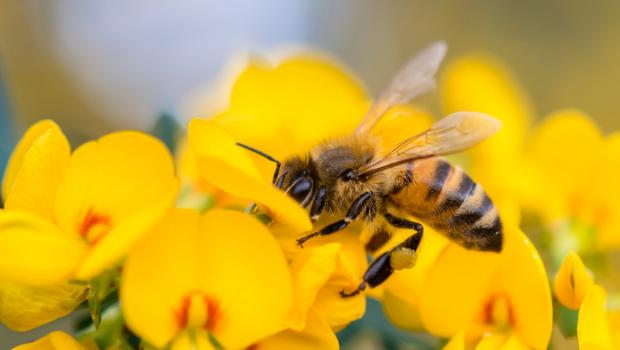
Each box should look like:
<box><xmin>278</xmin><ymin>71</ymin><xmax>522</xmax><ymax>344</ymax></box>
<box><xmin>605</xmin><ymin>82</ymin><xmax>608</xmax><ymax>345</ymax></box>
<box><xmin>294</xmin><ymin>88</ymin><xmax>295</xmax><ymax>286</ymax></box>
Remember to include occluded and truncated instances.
<box><xmin>443</xmin><ymin>331</ymin><xmax>466</xmax><ymax>350</ymax></box>
<box><xmin>475</xmin><ymin>333</ymin><xmax>510</xmax><ymax>350</ymax></box>
<box><xmin>198</xmin><ymin>210</ymin><xmax>293</xmax><ymax>349</ymax></box>
<box><xmin>188</xmin><ymin>119</ymin><xmax>312</xmax><ymax>234</ymax></box>
<box><xmin>54</xmin><ymin>131</ymin><xmax>178</xmax><ymax>279</ymax></box>
<box><xmin>218</xmin><ymin>55</ymin><xmax>368</xmax><ymax>162</ymax></box>
<box><xmin>381</xmin><ymin>228</ymin><xmax>449</xmax><ymax>331</ymax></box>
<box><xmin>255</xmin><ymin>308</ymin><xmax>339</xmax><ymax>350</ymax></box>
<box><xmin>122</xmin><ymin>209</ymin><xmax>292</xmax><ymax>350</ymax></box>
<box><xmin>0</xmin><ymin>281</ymin><xmax>87</xmax><ymax>331</ymax></box>
<box><xmin>578</xmin><ymin>285</ymin><xmax>615</xmax><ymax>350</ymax></box>
<box><xmin>0</xmin><ymin>210</ymin><xmax>87</xmax><ymax>285</ymax></box>
<box><xmin>310</xmin><ymin>240</ymin><xmax>366</xmax><ymax>330</ymax></box>
<box><xmin>592</xmin><ymin>132</ymin><xmax>620</xmax><ymax>249</ymax></box>
<box><xmin>12</xmin><ymin>331</ymin><xmax>86</xmax><ymax>350</ymax></box>
<box><xmin>526</xmin><ymin>110</ymin><xmax>603</xmax><ymax>221</ymax></box>
<box><xmin>475</xmin><ymin>333</ymin><xmax>530</xmax><ymax>350</ymax></box>
<box><xmin>170</xmin><ymin>332</ymin><xmax>215</xmax><ymax>350</ymax></box>
<box><xmin>286</xmin><ymin>239</ymin><xmax>365</xmax><ymax>331</ymax></box>
<box><xmin>121</xmin><ymin>209</ymin><xmax>201</xmax><ymax>348</ymax></box>
<box><xmin>441</xmin><ymin>56</ymin><xmax>532</xmax><ymax>141</ymax></box>
<box><xmin>370</xmin><ymin>104</ymin><xmax>434</xmax><ymax>152</ymax></box>
<box><xmin>3</xmin><ymin>120</ymin><xmax>70</xmax><ymax>220</ymax></box>
<box><xmin>553</xmin><ymin>251</ymin><xmax>594</xmax><ymax>309</ymax></box>
<box><xmin>440</xmin><ymin>55</ymin><xmax>533</xmax><ymax>205</ymax></box>
<box><xmin>420</xmin><ymin>226</ymin><xmax>552</xmax><ymax>350</ymax></box>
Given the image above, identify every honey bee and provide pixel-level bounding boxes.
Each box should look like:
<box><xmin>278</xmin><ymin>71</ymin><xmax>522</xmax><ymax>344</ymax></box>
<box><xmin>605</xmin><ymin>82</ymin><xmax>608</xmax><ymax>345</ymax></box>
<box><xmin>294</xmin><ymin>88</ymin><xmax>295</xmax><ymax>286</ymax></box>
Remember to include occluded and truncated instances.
<box><xmin>238</xmin><ymin>42</ymin><xmax>503</xmax><ymax>297</ymax></box>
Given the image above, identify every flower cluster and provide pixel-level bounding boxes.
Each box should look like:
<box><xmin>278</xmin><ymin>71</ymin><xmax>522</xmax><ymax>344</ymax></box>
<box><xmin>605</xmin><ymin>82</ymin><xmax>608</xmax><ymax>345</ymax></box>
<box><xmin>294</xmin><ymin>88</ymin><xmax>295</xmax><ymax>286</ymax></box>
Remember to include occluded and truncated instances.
<box><xmin>4</xmin><ymin>51</ymin><xmax>619</xmax><ymax>350</ymax></box>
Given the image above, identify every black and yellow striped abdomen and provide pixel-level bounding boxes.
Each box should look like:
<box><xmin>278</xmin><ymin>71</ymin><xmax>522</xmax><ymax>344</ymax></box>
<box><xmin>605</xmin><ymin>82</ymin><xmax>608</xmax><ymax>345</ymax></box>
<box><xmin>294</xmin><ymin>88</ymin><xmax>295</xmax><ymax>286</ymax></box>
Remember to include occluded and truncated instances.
<box><xmin>387</xmin><ymin>158</ymin><xmax>503</xmax><ymax>252</ymax></box>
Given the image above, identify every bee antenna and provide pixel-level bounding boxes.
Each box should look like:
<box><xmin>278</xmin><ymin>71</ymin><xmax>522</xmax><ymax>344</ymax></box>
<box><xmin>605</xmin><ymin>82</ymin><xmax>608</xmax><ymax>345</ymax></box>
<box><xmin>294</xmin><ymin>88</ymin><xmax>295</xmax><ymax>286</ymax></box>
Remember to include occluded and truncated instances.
<box><xmin>236</xmin><ymin>142</ymin><xmax>281</xmax><ymax>184</ymax></box>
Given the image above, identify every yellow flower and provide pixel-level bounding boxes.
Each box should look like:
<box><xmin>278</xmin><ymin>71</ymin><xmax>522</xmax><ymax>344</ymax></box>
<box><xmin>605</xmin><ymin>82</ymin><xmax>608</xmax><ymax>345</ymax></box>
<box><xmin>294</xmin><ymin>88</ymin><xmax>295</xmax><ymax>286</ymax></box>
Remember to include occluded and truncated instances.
<box><xmin>419</xmin><ymin>226</ymin><xmax>553</xmax><ymax>350</ymax></box>
<box><xmin>253</xmin><ymin>230</ymin><xmax>367</xmax><ymax>350</ymax></box>
<box><xmin>526</xmin><ymin>111</ymin><xmax>620</xmax><ymax>249</ymax></box>
<box><xmin>120</xmin><ymin>208</ymin><xmax>292</xmax><ymax>350</ymax></box>
<box><xmin>175</xmin><ymin>138</ymin><xmax>246</xmax><ymax>211</ymax></box>
<box><xmin>439</xmin><ymin>55</ymin><xmax>534</xmax><ymax>226</ymax></box>
<box><xmin>379</xmin><ymin>227</ymin><xmax>449</xmax><ymax>331</ymax></box>
<box><xmin>188</xmin><ymin>54</ymin><xmax>368</xmax><ymax>233</ymax></box>
<box><xmin>12</xmin><ymin>331</ymin><xmax>86</xmax><ymax>350</ymax></box>
<box><xmin>441</xmin><ymin>54</ymin><xmax>620</xmax><ymax>250</ymax></box>
<box><xmin>0</xmin><ymin>120</ymin><xmax>178</xmax><ymax>330</ymax></box>
<box><xmin>577</xmin><ymin>285</ymin><xmax>620</xmax><ymax>350</ymax></box>
<box><xmin>553</xmin><ymin>251</ymin><xmax>594</xmax><ymax>310</ymax></box>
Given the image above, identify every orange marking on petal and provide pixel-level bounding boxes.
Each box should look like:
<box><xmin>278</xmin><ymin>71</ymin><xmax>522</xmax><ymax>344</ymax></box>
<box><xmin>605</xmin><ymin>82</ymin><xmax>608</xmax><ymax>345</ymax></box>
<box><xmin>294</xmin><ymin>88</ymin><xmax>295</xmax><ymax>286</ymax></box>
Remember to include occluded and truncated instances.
<box><xmin>482</xmin><ymin>293</ymin><xmax>516</xmax><ymax>328</ymax></box>
<box><xmin>79</xmin><ymin>208</ymin><xmax>112</xmax><ymax>245</ymax></box>
<box><xmin>175</xmin><ymin>295</ymin><xmax>192</xmax><ymax>330</ymax></box>
<box><xmin>174</xmin><ymin>292</ymin><xmax>222</xmax><ymax>332</ymax></box>
<box><xmin>204</xmin><ymin>295</ymin><xmax>221</xmax><ymax>332</ymax></box>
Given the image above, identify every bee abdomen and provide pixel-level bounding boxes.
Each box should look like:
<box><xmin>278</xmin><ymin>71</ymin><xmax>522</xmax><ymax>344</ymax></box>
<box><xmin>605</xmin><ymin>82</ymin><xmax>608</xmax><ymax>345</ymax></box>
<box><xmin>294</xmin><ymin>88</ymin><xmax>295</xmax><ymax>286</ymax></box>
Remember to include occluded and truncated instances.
<box><xmin>388</xmin><ymin>158</ymin><xmax>503</xmax><ymax>252</ymax></box>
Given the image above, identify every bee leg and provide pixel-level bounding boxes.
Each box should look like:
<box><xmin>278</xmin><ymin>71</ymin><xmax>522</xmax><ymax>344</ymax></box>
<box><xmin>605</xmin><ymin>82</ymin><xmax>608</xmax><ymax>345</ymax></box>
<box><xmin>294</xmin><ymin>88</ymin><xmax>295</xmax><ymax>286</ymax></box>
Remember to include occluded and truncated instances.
<box><xmin>297</xmin><ymin>191</ymin><xmax>373</xmax><ymax>247</ymax></box>
<box><xmin>309</xmin><ymin>186</ymin><xmax>328</xmax><ymax>221</ymax></box>
<box><xmin>384</xmin><ymin>213</ymin><xmax>424</xmax><ymax>268</ymax></box>
<box><xmin>340</xmin><ymin>215</ymin><xmax>423</xmax><ymax>298</ymax></box>
<box><xmin>384</xmin><ymin>213</ymin><xmax>424</xmax><ymax>237</ymax></box>
<box><xmin>365</xmin><ymin>229</ymin><xmax>392</xmax><ymax>253</ymax></box>
<box><xmin>340</xmin><ymin>252</ymin><xmax>392</xmax><ymax>298</ymax></box>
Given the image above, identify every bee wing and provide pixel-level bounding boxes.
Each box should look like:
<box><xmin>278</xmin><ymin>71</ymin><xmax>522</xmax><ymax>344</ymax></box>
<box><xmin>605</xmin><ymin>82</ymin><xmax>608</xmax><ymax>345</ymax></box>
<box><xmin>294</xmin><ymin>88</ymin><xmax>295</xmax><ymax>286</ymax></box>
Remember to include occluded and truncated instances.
<box><xmin>359</xmin><ymin>112</ymin><xmax>501</xmax><ymax>176</ymax></box>
<box><xmin>355</xmin><ymin>41</ymin><xmax>448</xmax><ymax>135</ymax></box>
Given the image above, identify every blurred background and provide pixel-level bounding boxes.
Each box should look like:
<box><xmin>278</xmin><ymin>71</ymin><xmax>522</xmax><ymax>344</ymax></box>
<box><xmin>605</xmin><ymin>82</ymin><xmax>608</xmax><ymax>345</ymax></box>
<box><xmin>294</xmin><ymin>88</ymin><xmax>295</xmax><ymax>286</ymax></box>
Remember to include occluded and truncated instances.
<box><xmin>1</xmin><ymin>0</ymin><xmax>619</xmax><ymax>348</ymax></box>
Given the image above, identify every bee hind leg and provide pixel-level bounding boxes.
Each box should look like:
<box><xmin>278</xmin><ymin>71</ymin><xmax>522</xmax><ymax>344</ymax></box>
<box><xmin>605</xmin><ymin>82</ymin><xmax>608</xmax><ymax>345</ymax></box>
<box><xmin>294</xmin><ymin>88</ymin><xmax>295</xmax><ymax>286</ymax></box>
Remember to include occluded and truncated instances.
<box><xmin>340</xmin><ymin>214</ymin><xmax>424</xmax><ymax>298</ymax></box>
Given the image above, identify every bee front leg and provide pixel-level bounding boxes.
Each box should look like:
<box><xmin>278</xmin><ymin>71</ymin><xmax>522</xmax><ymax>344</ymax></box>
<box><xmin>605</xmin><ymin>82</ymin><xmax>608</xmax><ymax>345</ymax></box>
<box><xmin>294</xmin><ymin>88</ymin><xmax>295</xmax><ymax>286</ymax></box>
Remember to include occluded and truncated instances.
<box><xmin>297</xmin><ymin>191</ymin><xmax>373</xmax><ymax>247</ymax></box>
<box><xmin>340</xmin><ymin>214</ymin><xmax>424</xmax><ymax>298</ymax></box>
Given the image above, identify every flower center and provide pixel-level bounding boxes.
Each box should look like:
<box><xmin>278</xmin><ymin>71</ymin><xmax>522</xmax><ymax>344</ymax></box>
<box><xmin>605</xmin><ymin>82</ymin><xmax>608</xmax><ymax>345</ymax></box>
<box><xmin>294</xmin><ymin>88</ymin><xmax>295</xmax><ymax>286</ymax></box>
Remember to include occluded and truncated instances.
<box><xmin>79</xmin><ymin>208</ymin><xmax>112</xmax><ymax>245</ymax></box>
<box><xmin>176</xmin><ymin>292</ymin><xmax>221</xmax><ymax>332</ymax></box>
<box><xmin>482</xmin><ymin>294</ymin><xmax>515</xmax><ymax>329</ymax></box>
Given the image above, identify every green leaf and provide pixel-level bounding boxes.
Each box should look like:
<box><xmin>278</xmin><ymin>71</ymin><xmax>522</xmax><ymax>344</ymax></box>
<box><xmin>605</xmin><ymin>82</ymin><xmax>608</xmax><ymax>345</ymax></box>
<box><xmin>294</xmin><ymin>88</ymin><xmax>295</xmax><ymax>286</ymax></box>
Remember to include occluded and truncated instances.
<box><xmin>556</xmin><ymin>301</ymin><xmax>579</xmax><ymax>337</ymax></box>
<box><xmin>151</xmin><ymin>111</ymin><xmax>182</xmax><ymax>154</ymax></box>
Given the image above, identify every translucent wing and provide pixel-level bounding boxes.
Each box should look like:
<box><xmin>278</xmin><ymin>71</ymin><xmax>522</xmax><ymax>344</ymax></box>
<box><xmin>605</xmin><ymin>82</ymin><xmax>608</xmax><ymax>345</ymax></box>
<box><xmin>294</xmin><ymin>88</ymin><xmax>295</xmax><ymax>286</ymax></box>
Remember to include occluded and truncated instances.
<box><xmin>359</xmin><ymin>112</ymin><xmax>501</xmax><ymax>176</ymax></box>
<box><xmin>355</xmin><ymin>41</ymin><xmax>448</xmax><ymax>135</ymax></box>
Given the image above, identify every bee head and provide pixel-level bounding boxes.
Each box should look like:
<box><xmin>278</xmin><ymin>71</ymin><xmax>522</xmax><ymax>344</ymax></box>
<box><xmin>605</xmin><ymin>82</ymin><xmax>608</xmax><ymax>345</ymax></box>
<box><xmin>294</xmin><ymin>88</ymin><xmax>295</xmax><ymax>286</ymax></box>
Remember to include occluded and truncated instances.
<box><xmin>279</xmin><ymin>156</ymin><xmax>317</xmax><ymax>207</ymax></box>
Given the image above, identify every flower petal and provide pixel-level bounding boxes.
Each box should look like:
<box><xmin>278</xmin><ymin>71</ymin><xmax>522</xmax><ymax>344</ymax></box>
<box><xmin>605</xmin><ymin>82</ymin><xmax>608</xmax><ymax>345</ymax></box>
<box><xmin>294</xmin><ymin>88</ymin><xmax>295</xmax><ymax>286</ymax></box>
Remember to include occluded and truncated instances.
<box><xmin>122</xmin><ymin>209</ymin><xmax>293</xmax><ymax>350</ymax></box>
<box><xmin>54</xmin><ymin>131</ymin><xmax>178</xmax><ymax>279</ymax></box>
<box><xmin>526</xmin><ymin>110</ymin><xmax>603</xmax><ymax>221</ymax></box>
<box><xmin>286</xmin><ymin>239</ymin><xmax>365</xmax><ymax>331</ymax></box>
<box><xmin>255</xmin><ymin>308</ymin><xmax>339</xmax><ymax>350</ymax></box>
<box><xmin>420</xmin><ymin>226</ymin><xmax>552</xmax><ymax>350</ymax></box>
<box><xmin>3</xmin><ymin>120</ymin><xmax>70</xmax><ymax>220</ymax></box>
<box><xmin>440</xmin><ymin>55</ymin><xmax>532</xmax><ymax>155</ymax></box>
<box><xmin>12</xmin><ymin>331</ymin><xmax>86</xmax><ymax>350</ymax></box>
<box><xmin>310</xmin><ymin>233</ymin><xmax>366</xmax><ymax>330</ymax></box>
<box><xmin>554</xmin><ymin>251</ymin><xmax>594</xmax><ymax>309</ymax></box>
<box><xmin>577</xmin><ymin>285</ymin><xmax>615</xmax><ymax>350</ymax></box>
<box><xmin>0</xmin><ymin>210</ymin><xmax>87</xmax><ymax>285</ymax></box>
<box><xmin>0</xmin><ymin>282</ymin><xmax>87</xmax><ymax>332</ymax></box>
<box><xmin>440</xmin><ymin>56</ymin><xmax>533</xmax><ymax>206</ymax></box>
<box><xmin>443</xmin><ymin>331</ymin><xmax>466</xmax><ymax>350</ymax></box>
<box><xmin>217</xmin><ymin>55</ymin><xmax>368</xmax><ymax>162</ymax></box>
<box><xmin>170</xmin><ymin>332</ymin><xmax>215</xmax><ymax>350</ymax></box>
<box><xmin>369</xmin><ymin>104</ymin><xmax>434</xmax><ymax>152</ymax></box>
<box><xmin>121</xmin><ymin>209</ymin><xmax>201</xmax><ymax>348</ymax></box>
<box><xmin>197</xmin><ymin>210</ymin><xmax>293</xmax><ymax>349</ymax></box>
<box><xmin>381</xmin><ymin>228</ymin><xmax>449</xmax><ymax>331</ymax></box>
<box><xmin>592</xmin><ymin>132</ymin><xmax>620</xmax><ymax>249</ymax></box>
<box><xmin>188</xmin><ymin>119</ymin><xmax>312</xmax><ymax>234</ymax></box>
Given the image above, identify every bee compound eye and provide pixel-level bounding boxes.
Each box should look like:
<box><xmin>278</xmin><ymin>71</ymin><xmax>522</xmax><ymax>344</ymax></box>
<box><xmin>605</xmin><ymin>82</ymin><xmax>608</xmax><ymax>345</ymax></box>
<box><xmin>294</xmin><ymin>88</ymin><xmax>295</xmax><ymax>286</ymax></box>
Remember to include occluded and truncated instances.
<box><xmin>290</xmin><ymin>178</ymin><xmax>313</xmax><ymax>204</ymax></box>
